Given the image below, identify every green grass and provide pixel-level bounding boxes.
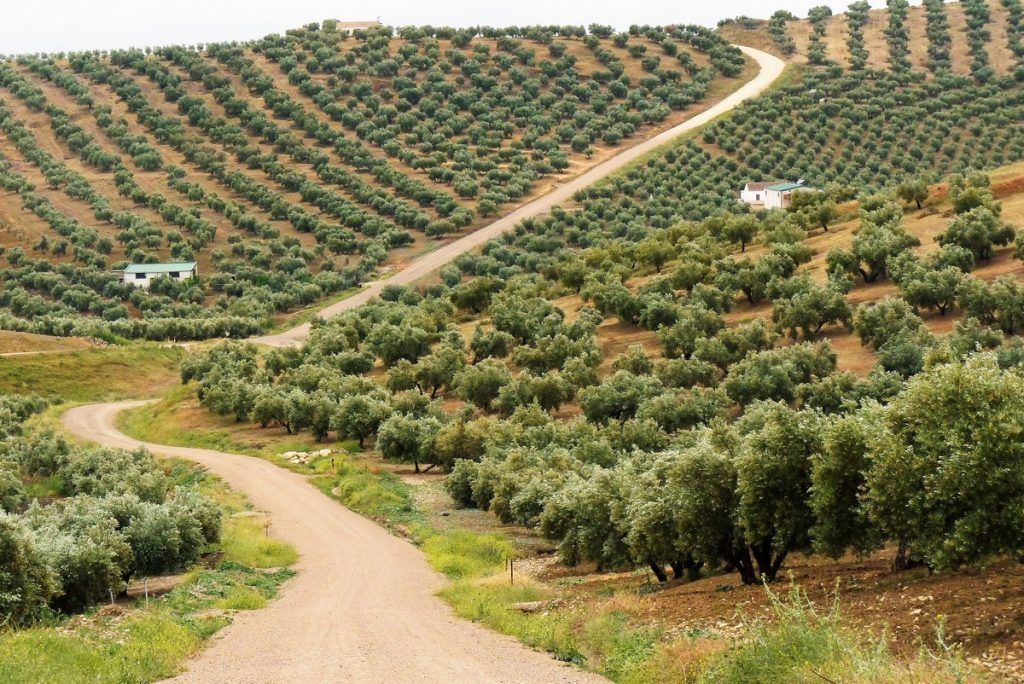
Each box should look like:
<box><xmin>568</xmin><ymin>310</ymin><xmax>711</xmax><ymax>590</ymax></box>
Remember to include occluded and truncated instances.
<box><xmin>418</xmin><ymin>528</ymin><xmax>514</xmax><ymax>580</ymax></box>
<box><xmin>221</xmin><ymin>516</ymin><xmax>299</xmax><ymax>568</ymax></box>
<box><xmin>216</xmin><ymin>585</ymin><xmax>268</xmax><ymax>611</ymax></box>
<box><xmin>265</xmin><ymin>286</ymin><xmax>362</xmax><ymax>333</ymax></box>
<box><xmin>310</xmin><ymin>452</ymin><xmax>416</xmax><ymax>523</ymax></box>
<box><xmin>694</xmin><ymin>584</ymin><xmax>980</xmax><ymax>684</ymax></box>
<box><xmin>0</xmin><ymin>344</ymin><xmax>183</xmax><ymax>401</ymax></box>
<box><xmin>0</xmin><ymin>612</ymin><xmax>200</xmax><ymax>684</ymax></box>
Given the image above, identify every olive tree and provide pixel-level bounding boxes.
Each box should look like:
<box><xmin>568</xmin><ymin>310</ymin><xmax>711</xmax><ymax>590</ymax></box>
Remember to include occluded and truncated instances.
<box><xmin>735</xmin><ymin>402</ymin><xmax>823</xmax><ymax>581</ymax></box>
<box><xmin>865</xmin><ymin>354</ymin><xmax>1024</xmax><ymax>569</ymax></box>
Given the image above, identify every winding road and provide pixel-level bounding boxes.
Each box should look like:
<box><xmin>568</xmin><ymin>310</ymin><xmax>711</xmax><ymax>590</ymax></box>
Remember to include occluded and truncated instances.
<box><xmin>63</xmin><ymin>401</ymin><xmax>606</xmax><ymax>683</ymax></box>
<box><xmin>253</xmin><ymin>45</ymin><xmax>785</xmax><ymax>348</ymax></box>
<box><xmin>58</xmin><ymin>47</ymin><xmax>786</xmax><ymax>683</ymax></box>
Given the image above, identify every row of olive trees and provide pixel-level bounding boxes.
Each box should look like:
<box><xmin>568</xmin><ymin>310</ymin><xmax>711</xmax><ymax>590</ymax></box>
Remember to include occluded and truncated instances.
<box><xmin>448</xmin><ymin>354</ymin><xmax>1024</xmax><ymax>583</ymax></box>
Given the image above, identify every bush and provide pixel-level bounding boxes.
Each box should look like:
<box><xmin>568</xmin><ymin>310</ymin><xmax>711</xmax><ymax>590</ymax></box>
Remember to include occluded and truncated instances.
<box><xmin>0</xmin><ymin>513</ymin><xmax>58</xmax><ymax>627</ymax></box>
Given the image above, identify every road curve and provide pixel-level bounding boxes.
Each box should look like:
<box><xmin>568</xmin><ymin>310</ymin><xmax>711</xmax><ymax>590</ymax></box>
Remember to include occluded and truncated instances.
<box><xmin>253</xmin><ymin>45</ymin><xmax>786</xmax><ymax>348</ymax></box>
<box><xmin>62</xmin><ymin>401</ymin><xmax>606</xmax><ymax>684</ymax></box>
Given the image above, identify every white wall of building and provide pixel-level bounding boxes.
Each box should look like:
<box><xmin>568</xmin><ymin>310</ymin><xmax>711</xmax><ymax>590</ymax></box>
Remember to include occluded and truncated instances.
<box><xmin>740</xmin><ymin>187</ymin><xmax>765</xmax><ymax>206</ymax></box>
<box><xmin>122</xmin><ymin>269</ymin><xmax>196</xmax><ymax>289</ymax></box>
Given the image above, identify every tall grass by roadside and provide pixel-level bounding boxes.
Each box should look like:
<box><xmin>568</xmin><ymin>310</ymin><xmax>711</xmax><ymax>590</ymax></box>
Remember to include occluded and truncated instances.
<box><xmin>0</xmin><ymin>612</ymin><xmax>199</xmax><ymax>684</ymax></box>
<box><xmin>694</xmin><ymin>584</ymin><xmax>979</xmax><ymax>684</ymax></box>
<box><xmin>221</xmin><ymin>515</ymin><xmax>298</xmax><ymax>568</ymax></box>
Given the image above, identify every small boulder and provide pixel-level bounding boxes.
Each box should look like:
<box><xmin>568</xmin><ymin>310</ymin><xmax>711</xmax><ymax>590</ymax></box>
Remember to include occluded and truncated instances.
<box><xmin>512</xmin><ymin>601</ymin><xmax>548</xmax><ymax>614</ymax></box>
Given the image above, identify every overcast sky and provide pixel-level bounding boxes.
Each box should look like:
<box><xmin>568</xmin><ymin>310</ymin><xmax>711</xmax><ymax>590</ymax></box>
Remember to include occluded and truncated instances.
<box><xmin>1</xmin><ymin>0</ymin><xmax>885</xmax><ymax>55</ymax></box>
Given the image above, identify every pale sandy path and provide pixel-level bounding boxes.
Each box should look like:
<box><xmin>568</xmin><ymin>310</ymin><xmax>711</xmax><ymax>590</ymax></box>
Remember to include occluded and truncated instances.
<box><xmin>253</xmin><ymin>46</ymin><xmax>786</xmax><ymax>348</ymax></box>
<box><xmin>62</xmin><ymin>401</ymin><xmax>606</xmax><ymax>684</ymax></box>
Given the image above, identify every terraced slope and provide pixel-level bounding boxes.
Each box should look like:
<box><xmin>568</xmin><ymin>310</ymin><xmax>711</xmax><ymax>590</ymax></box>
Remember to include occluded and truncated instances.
<box><xmin>0</xmin><ymin>23</ymin><xmax>749</xmax><ymax>341</ymax></box>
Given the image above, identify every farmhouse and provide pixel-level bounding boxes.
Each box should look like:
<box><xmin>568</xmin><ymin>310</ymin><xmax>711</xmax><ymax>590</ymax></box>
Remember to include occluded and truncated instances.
<box><xmin>324</xmin><ymin>20</ymin><xmax>381</xmax><ymax>34</ymax></box>
<box><xmin>118</xmin><ymin>262</ymin><xmax>198</xmax><ymax>288</ymax></box>
<box><xmin>740</xmin><ymin>180</ymin><xmax>819</xmax><ymax>210</ymax></box>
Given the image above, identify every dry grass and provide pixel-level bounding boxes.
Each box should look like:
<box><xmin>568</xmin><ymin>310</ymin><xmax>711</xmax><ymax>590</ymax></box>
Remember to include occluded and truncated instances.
<box><xmin>0</xmin><ymin>344</ymin><xmax>182</xmax><ymax>400</ymax></box>
<box><xmin>0</xmin><ymin>330</ymin><xmax>95</xmax><ymax>354</ymax></box>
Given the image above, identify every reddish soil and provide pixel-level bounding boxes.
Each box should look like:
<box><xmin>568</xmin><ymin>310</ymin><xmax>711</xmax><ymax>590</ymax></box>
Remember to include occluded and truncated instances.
<box><xmin>532</xmin><ymin>547</ymin><xmax>1024</xmax><ymax>672</ymax></box>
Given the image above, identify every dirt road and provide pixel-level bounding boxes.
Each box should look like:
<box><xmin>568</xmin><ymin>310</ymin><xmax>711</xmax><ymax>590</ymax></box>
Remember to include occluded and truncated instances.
<box><xmin>61</xmin><ymin>401</ymin><xmax>606</xmax><ymax>684</ymax></box>
<box><xmin>253</xmin><ymin>45</ymin><xmax>786</xmax><ymax>348</ymax></box>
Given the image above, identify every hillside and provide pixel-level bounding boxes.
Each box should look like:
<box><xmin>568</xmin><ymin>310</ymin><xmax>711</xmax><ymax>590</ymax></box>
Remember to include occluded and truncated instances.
<box><xmin>0</xmin><ymin>23</ymin><xmax>749</xmax><ymax>341</ymax></box>
<box><xmin>5</xmin><ymin>3</ymin><xmax>1024</xmax><ymax>683</ymax></box>
<box><xmin>155</xmin><ymin>5</ymin><xmax>1024</xmax><ymax>679</ymax></box>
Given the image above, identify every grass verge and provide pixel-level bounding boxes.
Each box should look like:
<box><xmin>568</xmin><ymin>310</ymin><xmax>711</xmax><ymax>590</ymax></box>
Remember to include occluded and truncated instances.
<box><xmin>266</xmin><ymin>286</ymin><xmax>362</xmax><ymax>333</ymax></box>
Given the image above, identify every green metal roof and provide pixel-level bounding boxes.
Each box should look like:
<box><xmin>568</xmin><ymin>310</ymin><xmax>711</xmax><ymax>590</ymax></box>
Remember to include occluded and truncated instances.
<box><xmin>123</xmin><ymin>262</ymin><xmax>197</xmax><ymax>274</ymax></box>
<box><xmin>767</xmin><ymin>182</ymin><xmax>811</xmax><ymax>192</ymax></box>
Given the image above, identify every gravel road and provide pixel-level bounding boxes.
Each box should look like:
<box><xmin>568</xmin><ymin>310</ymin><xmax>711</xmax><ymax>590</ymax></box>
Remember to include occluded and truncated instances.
<box><xmin>252</xmin><ymin>45</ymin><xmax>785</xmax><ymax>348</ymax></box>
<box><xmin>62</xmin><ymin>401</ymin><xmax>607</xmax><ymax>683</ymax></box>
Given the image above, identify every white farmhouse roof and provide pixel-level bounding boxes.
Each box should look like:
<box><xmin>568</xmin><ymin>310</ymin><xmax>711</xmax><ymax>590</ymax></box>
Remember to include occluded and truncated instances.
<box><xmin>122</xmin><ymin>262</ymin><xmax>197</xmax><ymax>274</ymax></box>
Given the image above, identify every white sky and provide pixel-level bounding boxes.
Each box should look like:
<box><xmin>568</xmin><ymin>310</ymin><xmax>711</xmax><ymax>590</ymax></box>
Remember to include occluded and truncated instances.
<box><xmin>1</xmin><ymin>0</ymin><xmax>882</xmax><ymax>56</ymax></box>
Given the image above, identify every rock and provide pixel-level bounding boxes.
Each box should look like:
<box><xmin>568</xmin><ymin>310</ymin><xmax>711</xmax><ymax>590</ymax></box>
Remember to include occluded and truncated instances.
<box><xmin>512</xmin><ymin>601</ymin><xmax>548</xmax><ymax>614</ymax></box>
<box><xmin>318</xmin><ymin>449</ymin><xmax>331</xmax><ymax>457</ymax></box>
<box><xmin>283</xmin><ymin>451</ymin><xmax>298</xmax><ymax>458</ymax></box>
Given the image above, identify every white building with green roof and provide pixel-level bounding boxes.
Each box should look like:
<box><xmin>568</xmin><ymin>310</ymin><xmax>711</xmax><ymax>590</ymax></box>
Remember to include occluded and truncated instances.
<box><xmin>741</xmin><ymin>180</ymin><xmax>818</xmax><ymax>210</ymax></box>
<box><xmin>119</xmin><ymin>262</ymin><xmax>198</xmax><ymax>288</ymax></box>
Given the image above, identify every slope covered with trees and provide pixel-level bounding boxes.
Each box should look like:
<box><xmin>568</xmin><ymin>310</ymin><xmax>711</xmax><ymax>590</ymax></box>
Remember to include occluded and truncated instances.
<box><xmin>169</xmin><ymin>2</ymin><xmax>1024</xmax><ymax>593</ymax></box>
<box><xmin>179</xmin><ymin>159</ymin><xmax>1024</xmax><ymax>591</ymax></box>
<box><xmin>0</xmin><ymin>23</ymin><xmax>746</xmax><ymax>340</ymax></box>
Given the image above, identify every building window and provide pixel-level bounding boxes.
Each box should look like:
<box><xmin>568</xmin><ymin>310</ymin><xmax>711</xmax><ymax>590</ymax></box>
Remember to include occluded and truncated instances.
<box><xmin>169</xmin><ymin>272</ymin><xmax>179</xmax><ymax>279</ymax></box>
<box><xmin>755</xmin><ymin>194</ymin><xmax>760</xmax><ymax>201</ymax></box>
<box><xmin>135</xmin><ymin>273</ymin><xmax>146</xmax><ymax>280</ymax></box>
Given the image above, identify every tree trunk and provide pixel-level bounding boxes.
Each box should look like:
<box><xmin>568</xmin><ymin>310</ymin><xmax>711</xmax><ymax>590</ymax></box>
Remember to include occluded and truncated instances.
<box><xmin>730</xmin><ymin>547</ymin><xmax>759</xmax><ymax>585</ymax></box>
<box><xmin>750</xmin><ymin>538</ymin><xmax>779</xmax><ymax>582</ymax></box>
<box><xmin>672</xmin><ymin>556</ymin><xmax>703</xmax><ymax>581</ymax></box>
<box><xmin>893</xmin><ymin>539</ymin><xmax>925</xmax><ymax>571</ymax></box>
<box><xmin>649</xmin><ymin>562</ymin><xmax>668</xmax><ymax>583</ymax></box>
<box><xmin>768</xmin><ymin>549</ymin><xmax>789</xmax><ymax>580</ymax></box>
